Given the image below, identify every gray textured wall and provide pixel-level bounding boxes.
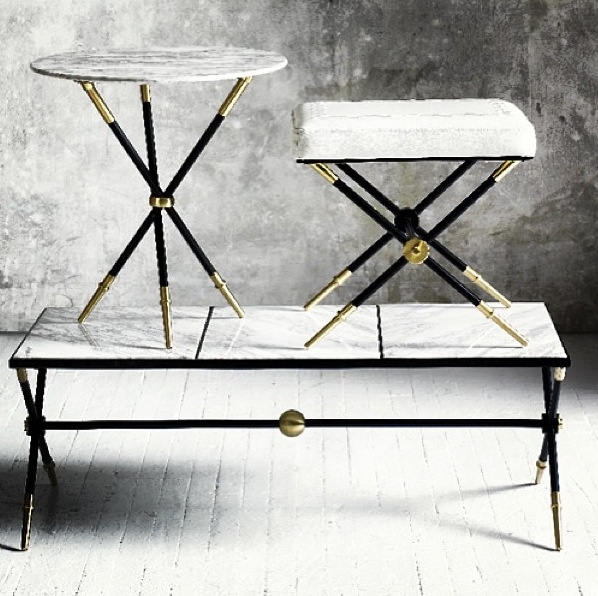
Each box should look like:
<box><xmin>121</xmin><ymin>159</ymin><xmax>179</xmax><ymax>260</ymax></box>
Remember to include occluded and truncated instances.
<box><xmin>1</xmin><ymin>0</ymin><xmax>596</xmax><ymax>332</ymax></box>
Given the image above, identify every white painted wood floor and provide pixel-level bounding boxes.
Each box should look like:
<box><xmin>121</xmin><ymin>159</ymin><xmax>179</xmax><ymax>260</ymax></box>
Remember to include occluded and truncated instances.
<box><xmin>0</xmin><ymin>333</ymin><xmax>597</xmax><ymax>596</ymax></box>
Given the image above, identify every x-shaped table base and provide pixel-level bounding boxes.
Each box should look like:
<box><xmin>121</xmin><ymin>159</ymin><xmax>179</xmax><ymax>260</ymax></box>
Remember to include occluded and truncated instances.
<box><xmin>304</xmin><ymin>159</ymin><xmax>527</xmax><ymax>348</ymax></box>
<box><xmin>77</xmin><ymin>79</ymin><xmax>251</xmax><ymax>347</ymax></box>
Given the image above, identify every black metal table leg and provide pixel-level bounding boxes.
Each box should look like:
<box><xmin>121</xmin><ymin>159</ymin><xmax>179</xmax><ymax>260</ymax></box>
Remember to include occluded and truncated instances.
<box><xmin>535</xmin><ymin>367</ymin><xmax>553</xmax><ymax>484</ymax></box>
<box><xmin>544</xmin><ymin>366</ymin><xmax>565</xmax><ymax>551</ymax></box>
<box><xmin>77</xmin><ymin>79</ymin><xmax>252</xmax><ymax>338</ymax></box>
<box><xmin>17</xmin><ymin>368</ymin><xmax>51</xmax><ymax>551</ymax></box>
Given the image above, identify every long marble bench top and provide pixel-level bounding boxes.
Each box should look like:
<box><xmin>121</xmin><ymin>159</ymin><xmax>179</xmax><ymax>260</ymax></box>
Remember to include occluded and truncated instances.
<box><xmin>30</xmin><ymin>47</ymin><xmax>288</xmax><ymax>83</ymax></box>
<box><xmin>9</xmin><ymin>304</ymin><xmax>569</xmax><ymax>369</ymax></box>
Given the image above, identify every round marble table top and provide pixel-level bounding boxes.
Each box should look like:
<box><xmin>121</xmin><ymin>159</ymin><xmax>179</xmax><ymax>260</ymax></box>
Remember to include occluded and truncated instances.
<box><xmin>30</xmin><ymin>47</ymin><xmax>288</xmax><ymax>83</ymax></box>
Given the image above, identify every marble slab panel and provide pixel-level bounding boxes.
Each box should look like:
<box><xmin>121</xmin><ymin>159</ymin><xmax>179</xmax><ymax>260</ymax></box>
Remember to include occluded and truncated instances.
<box><xmin>379</xmin><ymin>303</ymin><xmax>568</xmax><ymax>360</ymax></box>
<box><xmin>30</xmin><ymin>47</ymin><xmax>288</xmax><ymax>83</ymax></box>
<box><xmin>199</xmin><ymin>305</ymin><xmax>381</xmax><ymax>360</ymax></box>
<box><xmin>10</xmin><ymin>304</ymin><xmax>568</xmax><ymax>369</ymax></box>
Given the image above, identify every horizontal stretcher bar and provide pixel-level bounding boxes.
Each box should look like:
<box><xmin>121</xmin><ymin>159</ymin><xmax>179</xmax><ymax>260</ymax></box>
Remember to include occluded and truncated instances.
<box><xmin>40</xmin><ymin>418</ymin><xmax>545</xmax><ymax>431</ymax></box>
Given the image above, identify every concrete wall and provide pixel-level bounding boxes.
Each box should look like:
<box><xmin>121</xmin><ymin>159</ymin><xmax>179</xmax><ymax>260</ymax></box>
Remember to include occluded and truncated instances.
<box><xmin>1</xmin><ymin>0</ymin><xmax>596</xmax><ymax>332</ymax></box>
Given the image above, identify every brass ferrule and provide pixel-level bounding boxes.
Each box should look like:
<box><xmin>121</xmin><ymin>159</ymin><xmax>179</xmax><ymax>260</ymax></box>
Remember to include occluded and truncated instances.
<box><xmin>17</xmin><ymin>368</ymin><xmax>28</xmax><ymax>383</ymax></box>
<box><xmin>279</xmin><ymin>409</ymin><xmax>306</xmax><ymax>438</ymax></box>
<box><xmin>140</xmin><ymin>84</ymin><xmax>151</xmax><ymax>103</ymax></box>
<box><xmin>492</xmin><ymin>160</ymin><xmax>520</xmax><ymax>182</ymax></box>
<box><xmin>159</xmin><ymin>286</ymin><xmax>173</xmax><ymax>349</ymax></box>
<box><xmin>218</xmin><ymin>77</ymin><xmax>252</xmax><ymax>117</ymax></box>
<box><xmin>78</xmin><ymin>274</ymin><xmax>116</xmax><ymax>324</ymax></box>
<box><xmin>24</xmin><ymin>418</ymin><xmax>30</xmax><ymax>435</ymax></box>
<box><xmin>554</xmin><ymin>367</ymin><xmax>566</xmax><ymax>382</ymax></box>
<box><xmin>403</xmin><ymin>237</ymin><xmax>430</xmax><ymax>265</ymax></box>
<box><xmin>464</xmin><ymin>266</ymin><xmax>511</xmax><ymax>308</ymax></box>
<box><xmin>310</xmin><ymin>163</ymin><xmax>338</xmax><ymax>184</ymax></box>
<box><xmin>80</xmin><ymin>82</ymin><xmax>115</xmax><ymax>124</ymax></box>
<box><xmin>21</xmin><ymin>493</ymin><xmax>34</xmax><ymax>551</ymax></box>
<box><xmin>211</xmin><ymin>272</ymin><xmax>245</xmax><ymax>318</ymax></box>
<box><xmin>149</xmin><ymin>196</ymin><xmax>175</xmax><ymax>208</ymax></box>
<box><xmin>551</xmin><ymin>491</ymin><xmax>562</xmax><ymax>551</ymax></box>
<box><xmin>534</xmin><ymin>459</ymin><xmax>547</xmax><ymax>484</ymax></box>
<box><xmin>476</xmin><ymin>301</ymin><xmax>528</xmax><ymax>347</ymax></box>
<box><xmin>304</xmin><ymin>269</ymin><xmax>352</xmax><ymax>310</ymax></box>
<box><xmin>305</xmin><ymin>303</ymin><xmax>357</xmax><ymax>349</ymax></box>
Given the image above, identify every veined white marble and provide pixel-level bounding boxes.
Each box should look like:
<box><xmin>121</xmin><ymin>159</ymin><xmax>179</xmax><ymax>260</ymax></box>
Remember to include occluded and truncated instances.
<box><xmin>292</xmin><ymin>99</ymin><xmax>536</xmax><ymax>160</ymax></box>
<box><xmin>10</xmin><ymin>303</ymin><xmax>567</xmax><ymax>367</ymax></box>
<box><xmin>201</xmin><ymin>305</ymin><xmax>380</xmax><ymax>360</ymax></box>
<box><xmin>30</xmin><ymin>47</ymin><xmax>288</xmax><ymax>83</ymax></box>
<box><xmin>380</xmin><ymin>303</ymin><xmax>567</xmax><ymax>360</ymax></box>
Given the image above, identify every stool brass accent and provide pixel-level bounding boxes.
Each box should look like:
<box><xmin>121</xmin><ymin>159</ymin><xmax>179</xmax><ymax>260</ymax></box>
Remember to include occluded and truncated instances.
<box><xmin>140</xmin><ymin>83</ymin><xmax>151</xmax><ymax>103</ymax></box>
<box><xmin>464</xmin><ymin>266</ymin><xmax>511</xmax><ymax>308</ymax></box>
<box><xmin>78</xmin><ymin>274</ymin><xmax>116</xmax><ymax>324</ymax></box>
<box><xmin>403</xmin><ymin>238</ymin><xmax>429</xmax><ymax>265</ymax></box>
<box><xmin>149</xmin><ymin>196</ymin><xmax>175</xmax><ymax>208</ymax></box>
<box><xmin>305</xmin><ymin>303</ymin><xmax>357</xmax><ymax>348</ymax></box>
<box><xmin>21</xmin><ymin>493</ymin><xmax>34</xmax><ymax>551</ymax></box>
<box><xmin>551</xmin><ymin>491</ymin><xmax>562</xmax><ymax>551</ymax></box>
<box><xmin>159</xmin><ymin>286</ymin><xmax>173</xmax><ymax>349</ymax></box>
<box><xmin>311</xmin><ymin>162</ymin><xmax>339</xmax><ymax>184</ymax></box>
<box><xmin>476</xmin><ymin>301</ymin><xmax>528</xmax><ymax>346</ymax></box>
<box><xmin>555</xmin><ymin>367</ymin><xmax>566</xmax><ymax>382</ymax></box>
<box><xmin>535</xmin><ymin>459</ymin><xmax>548</xmax><ymax>484</ymax></box>
<box><xmin>492</xmin><ymin>159</ymin><xmax>520</xmax><ymax>182</ymax></box>
<box><xmin>211</xmin><ymin>272</ymin><xmax>245</xmax><ymax>318</ymax></box>
<box><xmin>304</xmin><ymin>268</ymin><xmax>352</xmax><ymax>310</ymax></box>
<box><xmin>279</xmin><ymin>409</ymin><xmax>306</xmax><ymax>437</ymax></box>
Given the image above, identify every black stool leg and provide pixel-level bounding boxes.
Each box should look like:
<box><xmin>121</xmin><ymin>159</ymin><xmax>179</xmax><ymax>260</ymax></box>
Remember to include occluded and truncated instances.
<box><xmin>17</xmin><ymin>368</ymin><xmax>50</xmax><ymax>551</ymax></box>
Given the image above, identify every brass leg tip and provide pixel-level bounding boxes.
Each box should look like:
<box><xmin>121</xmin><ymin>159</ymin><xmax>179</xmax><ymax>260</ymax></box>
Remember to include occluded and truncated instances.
<box><xmin>211</xmin><ymin>272</ymin><xmax>244</xmax><ymax>318</ymax></box>
<box><xmin>551</xmin><ymin>491</ymin><xmax>562</xmax><ymax>551</ymax></box>
<box><xmin>304</xmin><ymin>269</ymin><xmax>352</xmax><ymax>310</ymax></box>
<box><xmin>21</xmin><ymin>493</ymin><xmax>34</xmax><ymax>551</ymax></box>
<box><xmin>159</xmin><ymin>286</ymin><xmax>173</xmax><ymax>349</ymax></box>
<box><xmin>304</xmin><ymin>303</ymin><xmax>357</xmax><ymax>348</ymax></box>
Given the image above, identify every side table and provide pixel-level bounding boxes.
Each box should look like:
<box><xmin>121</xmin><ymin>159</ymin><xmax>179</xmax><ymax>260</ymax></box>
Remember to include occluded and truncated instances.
<box><xmin>10</xmin><ymin>303</ymin><xmax>570</xmax><ymax>551</ymax></box>
<box><xmin>31</xmin><ymin>48</ymin><xmax>287</xmax><ymax>348</ymax></box>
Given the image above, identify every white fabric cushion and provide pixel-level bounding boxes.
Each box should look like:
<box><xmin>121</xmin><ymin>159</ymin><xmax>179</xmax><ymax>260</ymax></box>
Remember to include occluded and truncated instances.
<box><xmin>292</xmin><ymin>99</ymin><xmax>536</xmax><ymax>160</ymax></box>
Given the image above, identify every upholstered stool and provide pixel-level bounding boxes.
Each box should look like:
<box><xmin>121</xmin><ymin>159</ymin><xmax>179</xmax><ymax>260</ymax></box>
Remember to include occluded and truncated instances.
<box><xmin>292</xmin><ymin>99</ymin><xmax>536</xmax><ymax>347</ymax></box>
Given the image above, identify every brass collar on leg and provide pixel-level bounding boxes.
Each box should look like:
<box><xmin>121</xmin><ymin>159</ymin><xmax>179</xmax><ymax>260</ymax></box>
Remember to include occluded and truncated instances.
<box><xmin>551</xmin><ymin>491</ymin><xmax>562</xmax><ymax>551</ymax></box>
<box><xmin>218</xmin><ymin>77</ymin><xmax>252</xmax><ymax>117</ymax></box>
<box><xmin>80</xmin><ymin>81</ymin><xmax>115</xmax><ymax>124</ymax></box>
<box><xmin>150</xmin><ymin>196</ymin><xmax>175</xmax><ymax>208</ymax></box>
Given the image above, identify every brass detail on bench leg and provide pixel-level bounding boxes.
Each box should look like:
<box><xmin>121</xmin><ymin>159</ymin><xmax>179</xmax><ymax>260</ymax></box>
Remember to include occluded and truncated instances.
<box><xmin>279</xmin><ymin>409</ymin><xmax>306</xmax><ymax>437</ymax></box>
<box><xmin>403</xmin><ymin>238</ymin><xmax>429</xmax><ymax>265</ymax></box>
<box><xmin>80</xmin><ymin>82</ymin><xmax>115</xmax><ymax>124</ymax></box>
<box><xmin>310</xmin><ymin>163</ymin><xmax>339</xmax><ymax>184</ymax></box>
<box><xmin>535</xmin><ymin>459</ymin><xmax>548</xmax><ymax>484</ymax></box>
<box><xmin>78</xmin><ymin>274</ymin><xmax>116</xmax><ymax>324</ymax></box>
<box><xmin>159</xmin><ymin>286</ymin><xmax>173</xmax><ymax>349</ymax></box>
<box><xmin>140</xmin><ymin>83</ymin><xmax>151</xmax><ymax>103</ymax></box>
<box><xmin>551</xmin><ymin>491</ymin><xmax>562</xmax><ymax>551</ymax></box>
<box><xmin>492</xmin><ymin>160</ymin><xmax>520</xmax><ymax>182</ymax></box>
<box><xmin>211</xmin><ymin>272</ymin><xmax>245</xmax><ymax>318</ymax></box>
<box><xmin>43</xmin><ymin>461</ymin><xmax>58</xmax><ymax>487</ymax></box>
<box><xmin>304</xmin><ymin>269</ymin><xmax>352</xmax><ymax>310</ymax></box>
<box><xmin>218</xmin><ymin>77</ymin><xmax>252</xmax><ymax>117</ymax></box>
<box><xmin>21</xmin><ymin>493</ymin><xmax>34</xmax><ymax>551</ymax></box>
<box><xmin>149</xmin><ymin>196</ymin><xmax>175</xmax><ymax>208</ymax></box>
<box><xmin>554</xmin><ymin>367</ymin><xmax>566</xmax><ymax>382</ymax></box>
<box><xmin>305</xmin><ymin>303</ymin><xmax>357</xmax><ymax>349</ymax></box>
<box><xmin>476</xmin><ymin>301</ymin><xmax>528</xmax><ymax>346</ymax></box>
<box><xmin>464</xmin><ymin>266</ymin><xmax>511</xmax><ymax>308</ymax></box>
<box><xmin>17</xmin><ymin>368</ymin><xmax>28</xmax><ymax>383</ymax></box>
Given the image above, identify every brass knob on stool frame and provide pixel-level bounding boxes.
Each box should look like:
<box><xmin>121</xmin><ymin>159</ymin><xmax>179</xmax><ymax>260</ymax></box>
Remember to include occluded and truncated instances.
<box><xmin>279</xmin><ymin>409</ymin><xmax>306</xmax><ymax>438</ymax></box>
<box><xmin>403</xmin><ymin>237</ymin><xmax>429</xmax><ymax>265</ymax></box>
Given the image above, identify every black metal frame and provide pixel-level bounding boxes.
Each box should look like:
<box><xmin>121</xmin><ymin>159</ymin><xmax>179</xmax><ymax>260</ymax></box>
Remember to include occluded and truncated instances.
<box><xmin>77</xmin><ymin>80</ymin><xmax>251</xmax><ymax>348</ymax></box>
<box><xmin>302</xmin><ymin>159</ymin><xmax>528</xmax><ymax>347</ymax></box>
<box><xmin>14</xmin><ymin>357</ymin><xmax>568</xmax><ymax>552</ymax></box>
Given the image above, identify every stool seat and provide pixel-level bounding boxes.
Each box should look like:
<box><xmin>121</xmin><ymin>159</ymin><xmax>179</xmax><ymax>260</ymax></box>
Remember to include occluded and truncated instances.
<box><xmin>292</xmin><ymin>99</ymin><xmax>536</xmax><ymax>161</ymax></box>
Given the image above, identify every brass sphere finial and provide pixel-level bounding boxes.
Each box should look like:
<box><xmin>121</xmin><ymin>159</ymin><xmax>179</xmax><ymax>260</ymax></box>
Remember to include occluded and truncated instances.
<box><xmin>279</xmin><ymin>409</ymin><xmax>306</xmax><ymax>438</ymax></box>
